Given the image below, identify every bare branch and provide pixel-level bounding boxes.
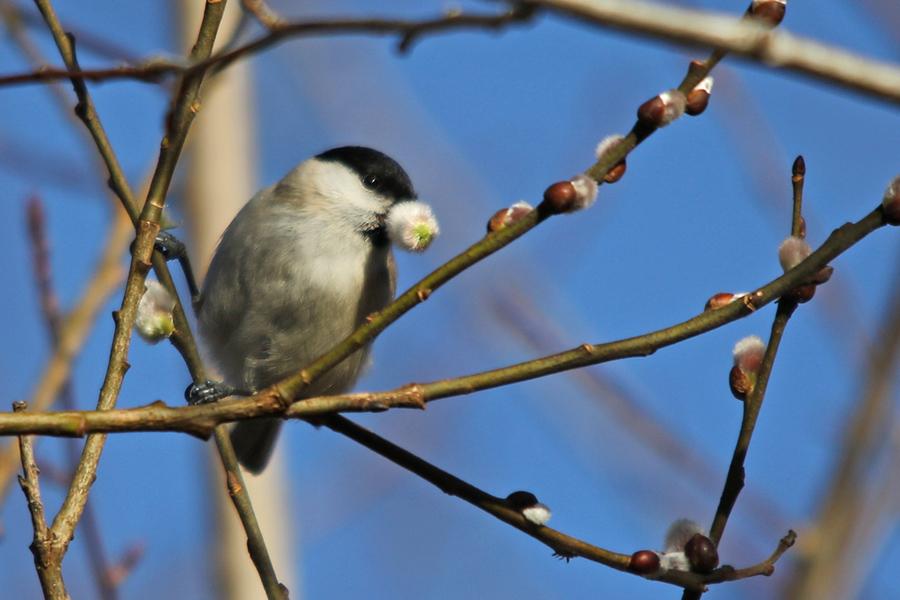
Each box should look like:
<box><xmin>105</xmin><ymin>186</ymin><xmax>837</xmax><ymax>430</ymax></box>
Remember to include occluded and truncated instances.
<box><xmin>2</xmin><ymin>1</ymin><xmax>898</xmax><ymax>107</ymax></box>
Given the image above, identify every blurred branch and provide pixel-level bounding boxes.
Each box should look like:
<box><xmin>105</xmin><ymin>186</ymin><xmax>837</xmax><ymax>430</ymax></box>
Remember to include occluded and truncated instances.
<box><xmin>782</xmin><ymin>241</ymin><xmax>900</xmax><ymax>600</ymax></box>
<box><xmin>0</xmin><ymin>5</ymin><xmax>536</xmax><ymax>87</ymax></box>
<box><xmin>534</xmin><ymin>0</ymin><xmax>900</xmax><ymax>105</ymax></box>
<box><xmin>0</xmin><ymin>0</ymin><xmax>141</xmax><ymax>62</ymax></box>
<box><xmin>2</xmin><ymin>1</ymin><xmax>899</xmax><ymax>107</ymax></box>
<box><xmin>26</xmin><ymin>196</ymin><xmax>121</xmax><ymax>600</ymax></box>
<box><xmin>0</xmin><ymin>200</ymin><xmax>890</xmax><ymax>438</ymax></box>
<box><xmin>0</xmin><ymin>205</ymin><xmax>130</xmax><ymax>505</ymax></box>
<box><xmin>30</xmin><ymin>0</ymin><xmax>139</xmax><ymax>218</ymax></box>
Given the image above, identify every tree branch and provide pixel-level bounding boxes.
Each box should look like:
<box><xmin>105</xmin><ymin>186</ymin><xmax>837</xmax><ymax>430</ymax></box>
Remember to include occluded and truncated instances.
<box><xmin>0</xmin><ymin>200</ymin><xmax>890</xmax><ymax>439</ymax></box>
<box><xmin>2</xmin><ymin>1</ymin><xmax>899</xmax><ymax>106</ymax></box>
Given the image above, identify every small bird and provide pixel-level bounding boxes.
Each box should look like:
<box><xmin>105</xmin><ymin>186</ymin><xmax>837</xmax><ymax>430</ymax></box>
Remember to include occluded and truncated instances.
<box><xmin>195</xmin><ymin>147</ymin><xmax>417</xmax><ymax>473</ymax></box>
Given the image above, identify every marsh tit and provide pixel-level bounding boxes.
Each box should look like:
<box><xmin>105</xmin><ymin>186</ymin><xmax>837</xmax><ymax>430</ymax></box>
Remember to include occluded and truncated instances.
<box><xmin>195</xmin><ymin>146</ymin><xmax>417</xmax><ymax>473</ymax></box>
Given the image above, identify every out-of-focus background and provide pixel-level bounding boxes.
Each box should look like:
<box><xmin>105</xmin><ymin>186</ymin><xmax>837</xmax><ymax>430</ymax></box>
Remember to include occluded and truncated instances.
<box><xmin>1</xmin><ymin>1</ymin><xmax>899</xmax><ymax>598</ymax></box>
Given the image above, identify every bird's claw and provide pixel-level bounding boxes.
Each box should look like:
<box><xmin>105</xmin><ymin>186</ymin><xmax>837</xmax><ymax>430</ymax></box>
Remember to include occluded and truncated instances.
<box><xmin>185</xmin><ymin>380</ymin><xmax>239</xmax><ymax>405</ymax></box>
<box><xmin>155</xmin><ymin>231</ymin><xmax>187</xmax><ymax>261</ymax></box>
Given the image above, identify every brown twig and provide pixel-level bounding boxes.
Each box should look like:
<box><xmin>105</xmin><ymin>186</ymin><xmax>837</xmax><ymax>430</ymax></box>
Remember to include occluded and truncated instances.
<box><xmin>15</xmin><ymin>401</ymin><xmax>68</xmax><ymax>599</ymax></box>
<box><xmin>703</xmin><ymin>530</ymin><xmax>797</xmax><ymax>583</ymax></box>
<box><xmin>322</xmin><ymin>414</ymin><xmax>796</xmax><ymax>590</ymax></box>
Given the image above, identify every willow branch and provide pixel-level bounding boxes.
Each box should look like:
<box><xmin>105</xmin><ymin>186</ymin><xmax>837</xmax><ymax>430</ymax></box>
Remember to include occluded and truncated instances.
<box><xmin>0</xmin><ymin>202</ymin><xmax>890</xmax><ymax>438</ymax></box>
<box><xmin>322</xmin><ymin>415</ymin><xmax>797</xmax><ymax>590</ymax></box>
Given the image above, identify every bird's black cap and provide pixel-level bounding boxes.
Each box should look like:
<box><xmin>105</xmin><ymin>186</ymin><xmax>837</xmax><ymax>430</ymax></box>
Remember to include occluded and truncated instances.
<box><xmin>317</xmin><ymin>146</ymin><xmax>417</xmax><ymax>202</ymax></box>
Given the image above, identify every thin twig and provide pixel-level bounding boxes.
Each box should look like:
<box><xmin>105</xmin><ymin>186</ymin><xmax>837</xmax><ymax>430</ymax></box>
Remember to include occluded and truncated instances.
<box><xmin>682</xmin><ymin>161</ymin><xmax>811</xmax><ymax>600</ymax></box>
<box><xmin>708</xmin><ymin>300</ymin><xmax>797</xmax><ymax>546</ymax></box>
<box><xmin>15</xmin><ymin>401</ymin><xmax>69</xmax><ymax>599</ymax></box>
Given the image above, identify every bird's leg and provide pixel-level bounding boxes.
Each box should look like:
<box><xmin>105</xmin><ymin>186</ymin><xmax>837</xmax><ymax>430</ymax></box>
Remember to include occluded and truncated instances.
<box><xmin>153</xmin><ymin>231</ymin><xmax>201</xmax><ymax>308</ymax></box>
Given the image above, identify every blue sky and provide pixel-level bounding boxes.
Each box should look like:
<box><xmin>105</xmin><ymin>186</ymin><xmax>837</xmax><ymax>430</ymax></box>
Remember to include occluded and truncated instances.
<box><xmin>1</xmin><ymin>1</ymin><xmax>899</xmax><ymax>598</ymax></box>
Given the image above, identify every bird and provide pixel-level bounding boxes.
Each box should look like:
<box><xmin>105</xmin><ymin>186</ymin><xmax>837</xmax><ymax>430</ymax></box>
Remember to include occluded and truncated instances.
<box><xmin>194</xmin><ymin>146</ymin><xmax>416</xmax><ymax>473</ymax></box>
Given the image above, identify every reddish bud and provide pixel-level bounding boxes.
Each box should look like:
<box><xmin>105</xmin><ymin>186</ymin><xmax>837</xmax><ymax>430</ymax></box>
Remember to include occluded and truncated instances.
<box><xmin>628</xmin><ymin>550</ymin><xmax>661</xmax><ymax>575</ymax></box>
<box><xmin>811</xmin><ymin>265</ymin><xmax>834</xmax><ymax>285</ymax></box>
<box><xmin>786</xmin><ymin>283</ymin><xmax>817</xmax><ymax>304</ymax></box>
<box><xmin>684</xmin><ymin>533</ymin><xmax>719</xmax><ymax>573</ymax></box>
<box><xmin>542</xmin><ymin>181</ymin><xmax>578</xmax><ymax>214</ymax></box>
<box><xmin>685</xmin><ymin>90</ymin><xmax>709</xmax><ymax>116</ymax></box>
<box><xmin>604</xmin><ymin>162</ymin><xmax>627</xmax><ymax>184</ymax></box>
<box><xmin>487</xmin><ymin>201</ymin><xmax>533</xmax><ymax>233</ymax></box>
<box><xmin>685</xmin><ymin>76</ymin><xmax>714</xmax><ymax>116</ymax></box>
<box><xmin>729</xmin><ymin>365</ymin><xmax>752</xmax><ymax>401</ymax></box>
<box><xmin>705</xmin><ymin>292</ymin><xmax>735</xmax><ymax>311</ymax></box>
<box><xmin>595</xmin><ymin>135</ymin><xmax>628</xmax><ymax>183</ymax></box>
<box><xmin>637</xmin><ymin>90</ymin><xmax>686</xmax><ymax>129</ymax></box>
<box><xmin>637</xmin><ymin>96</ymin><xmax>665</xmax><ymax>129</ymax></box>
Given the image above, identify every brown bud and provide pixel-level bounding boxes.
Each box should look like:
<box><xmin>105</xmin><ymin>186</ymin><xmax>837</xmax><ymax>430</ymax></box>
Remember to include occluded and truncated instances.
<box><xmin>751</xmin><ymin>0</ymin><xmax>786</xmax><ymax>27</ymax></box>
<box><xmin>705</xmin><ymin>292</ymin><xmax>735</xmax><ymax>311</ymax></box>
<box><xmin>604</xmin><ymin>161</ymin><xmax>627</xmax><ymax>184</ymax></box>
<box><xmin>786</xmin><ymin>283</ymin><xmax>817</xmax><ymax>304</ymax></box>
<box><xmin>884</xmin><ymin>199</ymin><xmax>900</xmax><ymax>227</ymax></box>
<box><xmin>685</xmin><ymin>89</ymin><xmax>709</xmax><ymax>116</ymax></box>
<box><xmin>487</xmin><ymin>202</ymin><xmax>533</xmax><ymax>233</ymax></box>
<box><xmin>628</xmin><ymin>550</ymin><xmax>661</xmax><ymax>575</ymax></box>
<box><xmin>792</xmin><ymin>155</ymin><xmax>806</xmax><ymax>177</ymax></box>
<box><xmin>506</xmin><ymin>491</ymin><xmax>539</xmax><ymax>508</ymax></box>
<box><xmin>541</xmin><ymin>181</ymin><xmax>578</xmax><ymax>214</ymax></box>
<box><xmin>729</xmin><ymin>365</ymin><xmax>752</xmax><ymax>400</ymax></box>
<box><xmin>637</xmin><ymin>95</ymin><xmax>665</xmax><ymax>129</ymax></box>
<box><xmin>811</xmin><ymin>265</ymin><xmax>834</xmax><ymax>285</ymax></box>
<box><xmin>684</xmin><ymin>533</ymin><xmax>719</xmax><ymax>573</ymax></box>
<box><xmin>797</xmin><ymin>216</ymin><xmax>807</xmax><ymax>239</ymax></box>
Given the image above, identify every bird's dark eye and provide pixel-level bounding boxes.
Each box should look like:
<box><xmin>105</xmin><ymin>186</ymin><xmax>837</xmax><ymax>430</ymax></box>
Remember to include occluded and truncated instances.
<box><xmin>363</xmin><ymin>174</ymin><xmax>379</xmax><ymax>189</ymax></box>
